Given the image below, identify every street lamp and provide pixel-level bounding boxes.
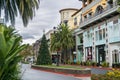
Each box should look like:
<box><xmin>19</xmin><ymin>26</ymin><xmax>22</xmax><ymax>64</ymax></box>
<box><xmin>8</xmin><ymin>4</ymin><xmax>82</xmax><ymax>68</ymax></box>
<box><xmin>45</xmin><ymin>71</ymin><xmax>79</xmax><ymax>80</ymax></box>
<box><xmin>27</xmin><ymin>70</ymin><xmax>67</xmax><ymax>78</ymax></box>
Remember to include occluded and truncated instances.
<box><xmin>53</xmin><ymin>27</ymin><xmax>60</xmax><ymax>66</ymax></box>
<box><xmin>56</xmin><ymin>51</ymin><xmax>59</xmax><ymax>66</ymax></box>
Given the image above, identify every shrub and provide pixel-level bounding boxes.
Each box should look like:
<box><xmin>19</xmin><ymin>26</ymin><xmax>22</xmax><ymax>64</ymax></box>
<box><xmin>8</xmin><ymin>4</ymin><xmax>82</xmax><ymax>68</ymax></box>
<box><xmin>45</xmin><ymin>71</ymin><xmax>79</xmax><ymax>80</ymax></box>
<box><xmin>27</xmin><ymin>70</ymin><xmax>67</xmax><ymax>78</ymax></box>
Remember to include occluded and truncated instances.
<box><xmin>91</xmin><ymin>69</ymin><xmax>120</xmax><ymax>80</ymax></box>
<box><xmin>101</xmin><ymin>61</ymin><xmax>109</xmax><ymax>67</ymax></box>
<box><xmin>112</xmin><ymin>63</ymin><xmax>120</xmax><ymax>68</ymax></box>
<box><xmin>92</xmin><ymin>62</ymin><xmax>97</xmax><ymax>67</ymax></box>
<box><xmin>107</xmin><ymin>69</ymin><xmax>120</xmax><ymax>78</ymax></box>
<box><xmin>86</xmin><ymin>60</ymin><xmax>92</xmax><ymax>66</ymax></box>
<box><xmin>76</xmin><ymin>61</ymin><xmax>80</xmax><ymax>65</ymax></box>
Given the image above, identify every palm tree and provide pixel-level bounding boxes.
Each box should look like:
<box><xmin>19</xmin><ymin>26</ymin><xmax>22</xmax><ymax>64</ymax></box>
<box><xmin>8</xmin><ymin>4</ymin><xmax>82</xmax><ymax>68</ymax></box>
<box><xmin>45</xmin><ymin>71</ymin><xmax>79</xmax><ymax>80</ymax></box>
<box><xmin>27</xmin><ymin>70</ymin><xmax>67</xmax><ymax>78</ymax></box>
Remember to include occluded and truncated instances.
<box><xmin>0</xmin><ymin>0</ymin><xmax>39</xmax><ymax>26</ymax></box>
<box><xmin>51</xmin><ymin>24</ymin><xmax>74</xmax><ymax>64</ymax></box>
<box><xmin>0</xmin><ymin>24</ymin><xmax>27</xmax><ymax>79</ymax></box>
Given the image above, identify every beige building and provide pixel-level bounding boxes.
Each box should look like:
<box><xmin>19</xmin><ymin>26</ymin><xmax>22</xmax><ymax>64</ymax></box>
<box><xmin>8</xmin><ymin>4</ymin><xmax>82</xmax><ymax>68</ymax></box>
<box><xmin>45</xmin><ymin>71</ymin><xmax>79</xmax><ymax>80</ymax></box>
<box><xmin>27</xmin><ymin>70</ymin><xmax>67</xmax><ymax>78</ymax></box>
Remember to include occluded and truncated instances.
<box><xmin>59</xmin><ymin>8</ymin><xmax>79</xmax><ymax>29</ymax></box>
<box><xmin>70</xmin><ymin>8</ymin><xmax>82</xmax><ymax>29</ymax></box>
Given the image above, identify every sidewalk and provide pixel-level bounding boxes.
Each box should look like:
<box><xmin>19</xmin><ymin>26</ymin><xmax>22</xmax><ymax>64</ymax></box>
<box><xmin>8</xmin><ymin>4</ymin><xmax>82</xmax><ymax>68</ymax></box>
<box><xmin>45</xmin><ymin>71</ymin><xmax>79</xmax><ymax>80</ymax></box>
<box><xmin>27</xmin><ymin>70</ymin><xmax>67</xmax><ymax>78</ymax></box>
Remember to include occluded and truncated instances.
<box><xmin>61</xmin><ymin>64</ymin><xmax>111</xmax><ymax>74</ymax></box>
<box><xmin>76</xmin><ymin>77</ymin><xmax>91</xmax><ymax>80</ymax></box>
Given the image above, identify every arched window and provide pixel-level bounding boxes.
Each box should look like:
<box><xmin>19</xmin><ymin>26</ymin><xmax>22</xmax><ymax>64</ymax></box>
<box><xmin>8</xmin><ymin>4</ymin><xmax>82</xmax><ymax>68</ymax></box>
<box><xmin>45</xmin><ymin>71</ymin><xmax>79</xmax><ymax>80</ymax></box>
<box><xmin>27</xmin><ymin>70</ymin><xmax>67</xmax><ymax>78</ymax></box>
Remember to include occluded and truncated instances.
<box><xmin>95</xmin><ymin>5</ymin><xmax>104</xmax><ymax>15</ymax></box>
<box><xmin>112</xmin><ymin>49</ymin><xmax>119</xmax><ymax>63</ymax></box>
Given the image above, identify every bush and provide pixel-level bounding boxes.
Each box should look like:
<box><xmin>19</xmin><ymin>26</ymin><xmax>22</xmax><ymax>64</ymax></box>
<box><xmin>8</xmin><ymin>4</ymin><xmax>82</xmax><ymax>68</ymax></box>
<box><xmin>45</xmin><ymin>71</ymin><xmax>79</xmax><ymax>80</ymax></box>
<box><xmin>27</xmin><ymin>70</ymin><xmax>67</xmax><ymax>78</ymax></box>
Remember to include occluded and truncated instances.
<box><xmin>107</xmin><ymin>69</ymin><xmax>120</xmax><ymax>77</ymax></box>
<box><xmin>91</xmin><ymin>69</ymin><xmax>120</xmax><ymax>80</ymax></box>
<box><xmin>112</xmin><ymin>63</ymin><xmax>120</xmax><ymax>68</ymax></box>
<box><xmin>92</xmin><ymin>62</ymin><xmax>97</xmax><ymax>66</ymax></box>
<box><xmin>67</xmin><ymin>60</ymin><xmax>73</xmax><ymax>65</ymax></box>
<box><xmin>86</xmin><ymin>60</ymin><xmax>92</xmax><ymax>66</ymax></box>
<box><xmin>91</xmin><ymin>74</ymin><xmax>112</xmax><ymax>80</ymax></box>
<box><xmin>101</xmin><ymin>61</ymin><xmax>109</xmax><ymax>67</ymax></box>
<box><xmin>76</xmin><ymin>61</ymin><xmax>80</xmax><ymax>65</ymax></box>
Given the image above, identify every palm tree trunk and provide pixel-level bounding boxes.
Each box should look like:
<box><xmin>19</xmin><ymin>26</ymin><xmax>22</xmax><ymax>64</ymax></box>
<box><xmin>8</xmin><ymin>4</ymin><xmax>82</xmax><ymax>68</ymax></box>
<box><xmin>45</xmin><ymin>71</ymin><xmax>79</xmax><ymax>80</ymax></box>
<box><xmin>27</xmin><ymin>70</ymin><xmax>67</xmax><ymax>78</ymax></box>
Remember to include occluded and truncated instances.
<box><xmin>63</xmin><ymin>48</ymin><xmax>67</xmax><ymax>64</ymax></box>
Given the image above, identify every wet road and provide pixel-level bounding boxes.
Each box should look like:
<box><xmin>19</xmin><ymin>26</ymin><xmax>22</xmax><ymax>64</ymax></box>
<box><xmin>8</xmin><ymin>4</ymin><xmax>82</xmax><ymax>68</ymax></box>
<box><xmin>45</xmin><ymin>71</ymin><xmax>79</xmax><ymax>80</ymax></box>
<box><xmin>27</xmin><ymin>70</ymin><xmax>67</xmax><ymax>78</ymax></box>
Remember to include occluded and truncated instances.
<box><xmin>21</xmin><ymin>64</ymin><xmax>81</xmax><ymax>80</ymax></box>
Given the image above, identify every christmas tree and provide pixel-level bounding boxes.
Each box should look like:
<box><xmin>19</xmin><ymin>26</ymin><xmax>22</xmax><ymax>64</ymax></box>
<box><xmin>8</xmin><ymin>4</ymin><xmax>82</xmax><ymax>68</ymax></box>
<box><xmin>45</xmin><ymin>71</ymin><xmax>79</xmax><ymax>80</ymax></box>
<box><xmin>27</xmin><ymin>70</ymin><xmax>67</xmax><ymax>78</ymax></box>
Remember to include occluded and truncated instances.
<box><xmin>36</xmin><ymin>34</ymin><xmax>52</xmax><ymax>65</ymax></box>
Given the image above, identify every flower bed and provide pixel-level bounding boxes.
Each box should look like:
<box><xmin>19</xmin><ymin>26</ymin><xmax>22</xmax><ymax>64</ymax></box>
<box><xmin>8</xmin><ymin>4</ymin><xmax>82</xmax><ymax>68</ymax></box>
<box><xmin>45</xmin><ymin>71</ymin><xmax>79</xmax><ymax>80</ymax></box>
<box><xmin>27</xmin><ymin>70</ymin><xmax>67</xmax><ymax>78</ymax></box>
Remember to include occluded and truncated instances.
<box><xmin>91</xmin><ymin>69</ymin><xmax>120</xmax><ymax>80</ymax></box>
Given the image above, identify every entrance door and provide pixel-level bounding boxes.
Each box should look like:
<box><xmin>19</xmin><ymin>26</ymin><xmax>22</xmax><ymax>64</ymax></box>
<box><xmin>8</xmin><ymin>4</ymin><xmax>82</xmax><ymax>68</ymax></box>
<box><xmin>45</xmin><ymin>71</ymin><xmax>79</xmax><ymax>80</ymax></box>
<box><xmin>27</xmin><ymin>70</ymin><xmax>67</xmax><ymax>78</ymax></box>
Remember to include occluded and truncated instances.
<box><xmin>99</xmin><ymin>52</ymin><xmax>105</xmax><ymax>64</ymax></box>
<box><xmin>98</xmin><ymin>45</ymin><xmax>105</xmax><ymax>64</ymax></box>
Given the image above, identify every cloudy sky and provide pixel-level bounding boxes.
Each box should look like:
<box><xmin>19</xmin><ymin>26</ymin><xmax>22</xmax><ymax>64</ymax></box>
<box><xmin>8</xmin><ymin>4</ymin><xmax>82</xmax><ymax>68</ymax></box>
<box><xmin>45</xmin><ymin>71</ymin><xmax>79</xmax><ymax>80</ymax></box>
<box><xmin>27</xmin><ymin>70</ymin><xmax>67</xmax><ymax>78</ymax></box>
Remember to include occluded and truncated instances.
<box><xmin>15</xmin><ymin>0</ymin><xmax>82</xmax><ymax>45</ymax></box>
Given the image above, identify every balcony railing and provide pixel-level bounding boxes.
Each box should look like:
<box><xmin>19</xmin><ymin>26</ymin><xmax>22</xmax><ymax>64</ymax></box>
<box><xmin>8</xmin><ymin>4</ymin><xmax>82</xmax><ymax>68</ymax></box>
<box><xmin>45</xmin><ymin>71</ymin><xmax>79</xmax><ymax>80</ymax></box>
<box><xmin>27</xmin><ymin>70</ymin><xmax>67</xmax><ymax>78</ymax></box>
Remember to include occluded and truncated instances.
<box><xmin>80</xmin><ymin>1</ymin><xmax>119</xmax><ymax>29</ymax></box>
<box><xmin>82</xmin><ymin>0</ymin><xmax>101</xmax><ymax>13</ymax></box>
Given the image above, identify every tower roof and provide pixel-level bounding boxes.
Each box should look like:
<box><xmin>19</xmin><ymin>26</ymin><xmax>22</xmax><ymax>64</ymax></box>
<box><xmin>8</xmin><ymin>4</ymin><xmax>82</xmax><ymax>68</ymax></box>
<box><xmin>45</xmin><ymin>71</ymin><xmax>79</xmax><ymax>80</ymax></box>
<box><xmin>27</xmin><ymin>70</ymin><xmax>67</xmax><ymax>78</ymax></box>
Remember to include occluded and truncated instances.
<box><xmin>59</xmin><ymin>8</ymin><xmax>78</xmax><ymax>13</ymax></box>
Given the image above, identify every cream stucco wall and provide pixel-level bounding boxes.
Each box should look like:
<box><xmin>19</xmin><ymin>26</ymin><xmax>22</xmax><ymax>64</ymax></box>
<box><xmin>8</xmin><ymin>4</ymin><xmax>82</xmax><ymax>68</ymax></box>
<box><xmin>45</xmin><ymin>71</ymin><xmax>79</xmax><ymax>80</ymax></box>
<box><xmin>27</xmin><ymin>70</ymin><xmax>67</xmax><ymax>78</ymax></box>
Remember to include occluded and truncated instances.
<box><xmin>60</xmin><ymin>9</ymin><xmax>78</xmax><ymax>23</ymax></box>
<box><xmin>70</xmin><ymin>11</ymin><xmax>82</xmax><ymax>29</ymax></box>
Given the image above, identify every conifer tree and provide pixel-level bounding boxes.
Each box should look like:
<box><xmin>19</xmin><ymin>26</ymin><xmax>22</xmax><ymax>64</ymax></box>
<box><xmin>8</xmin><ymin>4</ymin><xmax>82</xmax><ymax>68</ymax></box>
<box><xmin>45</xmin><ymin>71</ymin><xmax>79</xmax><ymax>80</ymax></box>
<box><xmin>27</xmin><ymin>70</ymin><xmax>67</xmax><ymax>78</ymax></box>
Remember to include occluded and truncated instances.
<box><xmin>36</xmin><ymin>34</ymin><xmax>52</xmax><ymax>65</ymax></box>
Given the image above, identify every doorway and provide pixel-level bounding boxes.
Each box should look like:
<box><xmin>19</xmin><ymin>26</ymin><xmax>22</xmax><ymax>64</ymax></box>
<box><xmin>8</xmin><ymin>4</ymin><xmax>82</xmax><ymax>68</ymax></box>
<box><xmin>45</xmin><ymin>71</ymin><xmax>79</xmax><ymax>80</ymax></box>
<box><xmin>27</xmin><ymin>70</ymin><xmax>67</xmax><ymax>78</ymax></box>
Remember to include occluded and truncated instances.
<box><xmin>98</xmin><ymin>45</ymin><xmax>105</xmax><ymax>64</ymax></box>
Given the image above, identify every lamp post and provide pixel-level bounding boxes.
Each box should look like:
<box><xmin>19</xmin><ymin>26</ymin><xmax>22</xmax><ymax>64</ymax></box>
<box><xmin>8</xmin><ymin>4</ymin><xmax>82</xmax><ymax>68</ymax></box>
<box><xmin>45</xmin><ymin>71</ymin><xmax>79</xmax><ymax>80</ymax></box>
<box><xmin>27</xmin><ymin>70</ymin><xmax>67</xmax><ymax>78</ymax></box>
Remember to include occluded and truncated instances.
<box><xmin>56</xmin><ymin>51</ymin><xmax>59</xmax><ymax>66</ymax></box>
<box><xmin>53</xmin><ymin>27</ymin><xmax>60</xmax><ymax>66</ymax></box>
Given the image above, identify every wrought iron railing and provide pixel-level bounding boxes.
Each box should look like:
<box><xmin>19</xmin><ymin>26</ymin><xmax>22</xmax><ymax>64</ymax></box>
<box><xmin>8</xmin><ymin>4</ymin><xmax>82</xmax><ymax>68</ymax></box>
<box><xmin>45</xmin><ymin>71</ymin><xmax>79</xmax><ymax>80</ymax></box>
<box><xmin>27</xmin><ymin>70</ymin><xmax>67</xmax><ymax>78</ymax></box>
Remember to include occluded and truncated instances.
<box><xmin>80</xmin><ymin>1</ymin><xmax>118</xmax><ymax>27</ymax></box>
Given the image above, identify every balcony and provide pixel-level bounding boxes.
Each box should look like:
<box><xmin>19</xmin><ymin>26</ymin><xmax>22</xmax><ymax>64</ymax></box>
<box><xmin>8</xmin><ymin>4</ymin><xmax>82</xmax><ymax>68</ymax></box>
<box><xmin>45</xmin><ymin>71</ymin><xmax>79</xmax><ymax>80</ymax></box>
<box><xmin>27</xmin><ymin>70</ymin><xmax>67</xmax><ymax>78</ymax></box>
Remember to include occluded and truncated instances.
<box><xmin>82</xmin><ymin>0</ymin><xmax>101</xmax><ymax>13</ymax></box>
<box><xmin>80</xmin><ymin>1</ymin><xmax>119</xmax><ymax>29</ymax></box>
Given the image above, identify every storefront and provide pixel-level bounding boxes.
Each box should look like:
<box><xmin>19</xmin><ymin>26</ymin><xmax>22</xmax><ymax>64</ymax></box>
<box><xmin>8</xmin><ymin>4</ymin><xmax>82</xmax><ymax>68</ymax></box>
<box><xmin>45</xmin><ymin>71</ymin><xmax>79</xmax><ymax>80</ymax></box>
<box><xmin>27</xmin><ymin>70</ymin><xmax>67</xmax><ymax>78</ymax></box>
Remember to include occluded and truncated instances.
<box><xmin>96</xmin><ymin>45</ymin><xmax>105</xmax><ymax>64</ymax></box>
<box><xmin>77</xmin><ymin>45</ymin><xmax>83</xmax><ymax>62</ymax></box>
<box><xmin>109</xmin><ymin>43</ymin><xmax>120</xmax><ymax>66</ymax></box>
<box><xmin>85</xmin><ymin>47</ymin><xmax>92</xmax><ymax>61</ymax></box>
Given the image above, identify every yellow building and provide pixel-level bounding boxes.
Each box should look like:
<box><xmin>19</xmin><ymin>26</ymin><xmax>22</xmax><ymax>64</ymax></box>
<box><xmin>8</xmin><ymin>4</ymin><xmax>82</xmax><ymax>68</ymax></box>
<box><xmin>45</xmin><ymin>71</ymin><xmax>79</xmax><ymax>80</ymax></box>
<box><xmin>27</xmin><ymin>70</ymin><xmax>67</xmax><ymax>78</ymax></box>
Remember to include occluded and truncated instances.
<box><xmin>59</xmin><ymin>8</ymin><xmax>79</xmax><ymax>29</ymax></box>
<box><xmin>80</xmin><ymin>0</ymin><xmax>108</xmax><ymax>29</ymax></box>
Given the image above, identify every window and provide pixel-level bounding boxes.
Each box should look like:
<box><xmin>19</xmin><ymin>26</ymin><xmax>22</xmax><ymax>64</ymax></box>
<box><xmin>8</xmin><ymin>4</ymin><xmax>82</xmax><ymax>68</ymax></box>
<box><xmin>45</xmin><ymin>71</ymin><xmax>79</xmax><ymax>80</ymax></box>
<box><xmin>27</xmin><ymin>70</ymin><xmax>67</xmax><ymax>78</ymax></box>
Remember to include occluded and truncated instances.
<box><xmin>79</xmin><ymin>35</ymin><xmax>83</xmax><ymax>43</ymax></box>
<box><xmin>103</xmin><ymin>29</ymin><xmax>105</xmax><ymax>39</ymax></box>
<box><xmin>112</xmin><ymin>50</ymin><xmax>119</xmax><ymax>63</ymax></box>
<box><xmin>96</xmin><ymin>31</ymin><xmax>98</xmax><ymax>41</ymax></box>
<box><xmin>99</xmin><ymin>30</ymin><xmax>102</xmax><ymax>40</ymax></box>
<box><xmin>109</xmin><ymin>19</ymin><xmax>120</xmax><ymax>38</ymax></box>
<box><xmin>74</xmin><ymin>17</ymin><xmax>77</xmax><ymax>25</ymax></box>
<box><xmin>62</xmin><ymin>12</ymin><xmax>64</xmax><ymax>19</ymax></box>
<box><xmin>63</xmin><ymin>12</ymin><xmax>69</xmax><ymax>19</ymax></box>
<box><xmin>88</xmin><ymin>12</ymin><xmax>92</xmax><ymax>19</ymax></box>
<box><xmin>84</xmin><ymin>15</ymin><xmax>87</xmax><ymax>21</ymax></box>
<box><xmin>66</xmin><ymin>12</ymin><xmax>69</xmax><ymax>18</ymax></box>
<box><xmin>113</xmin><ymin>20</ymin><xmax>118</xmax><ymax>24</ymax></box>
<box><xmin>96</xmin><ymin>28</ymin><xmax>106</xmax><ymax>41</ymax></box>
<box><xmin>95</xmin><ymin>5</ymin><xmax>104</xmax><ymax>15</ymax></box>
<box><xmin>113</xmin><ymin>23</ymin><xmax>119</xmax><ymax>37</ymax></box>
<box><xmin>87</xmin><ymin>31</ymin><xmax>90</xmax><ymax>39</ymax></box>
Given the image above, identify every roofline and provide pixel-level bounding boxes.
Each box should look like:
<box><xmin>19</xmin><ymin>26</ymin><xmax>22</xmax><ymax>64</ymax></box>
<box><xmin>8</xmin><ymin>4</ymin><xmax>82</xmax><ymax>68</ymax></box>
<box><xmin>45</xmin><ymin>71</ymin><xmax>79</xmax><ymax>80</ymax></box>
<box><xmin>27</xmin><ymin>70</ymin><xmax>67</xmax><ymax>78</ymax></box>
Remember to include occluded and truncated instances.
<box><xmin>59</xmin><ymin>8</ymin><xmax>79</xmax><ymax>13</ymax></box>
<box><xmin>72</xmin><ymin>8</ymin><xmax>82</xmax><ymax>17</ymax></box>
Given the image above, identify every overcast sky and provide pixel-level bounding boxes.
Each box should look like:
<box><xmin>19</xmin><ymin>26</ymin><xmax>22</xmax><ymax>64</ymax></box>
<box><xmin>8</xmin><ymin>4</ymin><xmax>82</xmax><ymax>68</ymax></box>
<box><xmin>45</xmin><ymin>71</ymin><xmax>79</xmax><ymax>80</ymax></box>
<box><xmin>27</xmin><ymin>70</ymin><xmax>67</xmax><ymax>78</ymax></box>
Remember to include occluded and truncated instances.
<box><xmin>15</xmin><ymin>0</ymin><xmax>82</xmax><ymax>45</ymax></box>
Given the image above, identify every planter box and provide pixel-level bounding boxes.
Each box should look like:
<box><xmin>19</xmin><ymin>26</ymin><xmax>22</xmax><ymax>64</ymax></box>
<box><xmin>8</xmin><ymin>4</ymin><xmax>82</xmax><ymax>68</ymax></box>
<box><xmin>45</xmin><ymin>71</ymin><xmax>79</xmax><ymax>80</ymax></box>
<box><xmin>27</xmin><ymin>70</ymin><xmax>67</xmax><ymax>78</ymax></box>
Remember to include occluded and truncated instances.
<box><xmin>31</xmin><ymin>65</ymin><xmax>91</xmax><ymax>75</ymax></box>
